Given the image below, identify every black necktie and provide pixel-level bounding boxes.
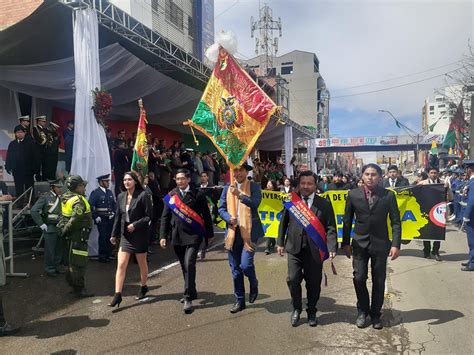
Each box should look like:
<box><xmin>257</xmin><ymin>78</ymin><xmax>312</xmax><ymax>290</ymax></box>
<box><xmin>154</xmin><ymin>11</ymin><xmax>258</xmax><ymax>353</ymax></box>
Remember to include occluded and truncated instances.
<box><xmin>303</xmin><ymin>196</ymin><xmax>309</xmax><ymax>206</ymax></box>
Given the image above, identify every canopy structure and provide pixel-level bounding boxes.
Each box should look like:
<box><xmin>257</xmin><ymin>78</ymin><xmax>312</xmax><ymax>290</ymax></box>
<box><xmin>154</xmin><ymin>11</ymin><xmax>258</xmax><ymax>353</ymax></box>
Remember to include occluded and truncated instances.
<box><xmin>0</xmin><ymin>0</ymin><xmax>314</xmax><ymax>151</ymax></box>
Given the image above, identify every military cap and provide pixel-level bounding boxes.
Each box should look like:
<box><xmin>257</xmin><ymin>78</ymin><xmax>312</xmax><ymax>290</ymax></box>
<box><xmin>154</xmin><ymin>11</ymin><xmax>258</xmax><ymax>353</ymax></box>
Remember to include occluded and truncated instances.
<box><xmin>35</xmin><ymin>115</ymin><xmax>47</xmax><ymax>121</ymax></box>
<box><xmin>66</xmin><ymin>175</ymin><xmax>88</xmax><ymax>191</ymax></box>
<box><xmin>49</xmin><ymin>179</ymin><xmax>63</xmax><ymax>187</ymax></box>
<box><xmin>14</xmin><ymin>126</ymin><xmax>26</xmax><ymax>133</ymax></box>
<box><xmin>18</xmin><ymin>115</ymin><xmax>30</xmax><ymax>121</ymax></box>
<box><xmin>97</xmin><ymin>174</ymin><xmax>110</xmax><ymax>181</ymax></box>
<box><xmin>235</xmin><ymin>162</ymin><xmax>253</xmax><ymax>171</ymax></box>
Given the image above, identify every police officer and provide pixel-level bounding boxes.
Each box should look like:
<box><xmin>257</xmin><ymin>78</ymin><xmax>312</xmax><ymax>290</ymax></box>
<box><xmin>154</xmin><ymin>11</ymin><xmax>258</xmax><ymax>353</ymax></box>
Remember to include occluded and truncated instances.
<box><xmin>57</xmin><ymin>175</ymin><xmax>94</xmax><ymax>297</ymax></box>
<box><xmin>89</xmin><ymin>174</ymin><xmax>116</xmax><ymax>263</ymax></box>
<box><xmin>14</xmin><ymin>115</ymin><xmax>32</xmax><ymax>140</ymax></box>
<box><xmin>452</xmin><ymin>170</ymin><xmax>464</xmax><ymax>227</ymax></box>
<box><xmin>459</xmin><ymin>172</ymin><xmax>469</xmax><ymax>228</ymax></box>
<box><xmin>30</xmin><ymin>179</ymin><xmax>64</xmax><ymax>277</ymax></box>
<box><xmin>461</xmin><ymin>161</ymin><xmax>474</xmax><ymax>271</ymax></box>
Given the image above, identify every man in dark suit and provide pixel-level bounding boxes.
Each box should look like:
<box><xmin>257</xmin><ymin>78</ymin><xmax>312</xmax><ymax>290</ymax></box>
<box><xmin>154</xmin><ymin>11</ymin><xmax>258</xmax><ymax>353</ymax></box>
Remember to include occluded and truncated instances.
<box><xmin>382</xmin><ymin>165</ymin><xmax>409</xmax><ymax>188</ymax></box>
<box><xmin>219</xmin><ymin>163</ymin><xmax>264</xmax><ymax>314</ymax></box>
<box><xmin>5</xmin><ymin>126</ymin><xmax>35</xmax><ymax>200</ymax></box>
<box><xmin>277</xmin><ymin>171</ymin><xmax>337</xmax><ymax>327</ymax></box>
<box><xmin>160</xmin><ymin>169</ymin><xmax>214</xmax><ymax>314</ymax></box>
<box><xmin>342</xmin><ymin>163</ymin><xmax>401</xmax><ymax>330</ymax></box>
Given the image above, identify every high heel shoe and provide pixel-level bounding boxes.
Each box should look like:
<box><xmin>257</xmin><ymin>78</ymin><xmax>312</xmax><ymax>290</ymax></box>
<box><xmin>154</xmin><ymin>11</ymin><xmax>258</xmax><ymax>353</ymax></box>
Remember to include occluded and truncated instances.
<box><xmin>108</xmin><ymin>292</ymin><xmax>122</xmax><ymax>308</ymax></box>
<box><xmin>136</xmin><ymin>285</ymin><xmax>148</xmax><ymax>300</ymax></box>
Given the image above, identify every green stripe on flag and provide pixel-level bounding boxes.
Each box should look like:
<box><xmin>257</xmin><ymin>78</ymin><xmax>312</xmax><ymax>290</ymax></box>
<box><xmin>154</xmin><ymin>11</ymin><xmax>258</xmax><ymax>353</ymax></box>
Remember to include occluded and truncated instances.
<box><xmin>192</xmin><ymin>102</ymin><xmax>247</xmax><ymax>166</ymax></box>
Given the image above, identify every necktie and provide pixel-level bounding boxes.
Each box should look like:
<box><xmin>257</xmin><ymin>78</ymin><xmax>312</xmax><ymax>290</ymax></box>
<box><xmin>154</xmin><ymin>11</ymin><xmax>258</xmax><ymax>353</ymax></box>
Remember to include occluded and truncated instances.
<box><xmin>181</xmin><ymin>190</ymin><xmax>186</xmax><ymax>198</ymax></box>
<box><xmin>391</xmin><ymin>179</ymin><xmax>395</xmax><ymax>187</ymax></box>
<box><xmin>303</xmin><ymin>196</ymin><xmax>310</xmax><ymax>206</ymax></box>
<box><xmin>367</xmin><ymin>190</ymin><xmax>374</xmax><ymax>208</ymax></box>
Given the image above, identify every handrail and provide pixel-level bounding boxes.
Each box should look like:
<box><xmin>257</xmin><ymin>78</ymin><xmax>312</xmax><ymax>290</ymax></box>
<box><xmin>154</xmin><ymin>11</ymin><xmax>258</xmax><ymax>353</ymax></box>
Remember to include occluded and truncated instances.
<box><xmin>0</xmin><ymin>200</ymin><xmax>28</xmax><ymax>277</ymax></box>
<box><xmin>11</xmin><ymin>187</ymin><xmax>33</xmax><ymax>224</ymax></box>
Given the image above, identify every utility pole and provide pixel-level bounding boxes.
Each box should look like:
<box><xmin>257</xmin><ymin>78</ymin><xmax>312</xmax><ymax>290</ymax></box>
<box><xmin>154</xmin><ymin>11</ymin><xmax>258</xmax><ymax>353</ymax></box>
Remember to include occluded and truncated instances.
<box><xmin>250</xmin><ymin>4</ymin><xmax>282</xmax><ymax>76</ymax></box>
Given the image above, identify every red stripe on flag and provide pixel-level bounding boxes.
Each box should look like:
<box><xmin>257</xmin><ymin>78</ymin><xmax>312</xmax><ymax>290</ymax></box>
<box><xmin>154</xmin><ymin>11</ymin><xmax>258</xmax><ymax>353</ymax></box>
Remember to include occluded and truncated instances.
<box><xmin>213</xmin><ymin>48</ymin><xmax>276</xmax><ymax>123</ymax></box>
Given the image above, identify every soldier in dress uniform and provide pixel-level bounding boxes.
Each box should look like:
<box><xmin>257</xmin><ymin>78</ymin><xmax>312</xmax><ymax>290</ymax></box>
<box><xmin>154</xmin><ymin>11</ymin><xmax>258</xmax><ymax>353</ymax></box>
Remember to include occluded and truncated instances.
<box><xmin>30</xmin><ymin>179</ymin><xmax>64</xmax><ymax>277</ymax></box>
<box><xmin>88</xmin><ymin>174</ymin><xmax>116</xmax><ymax>263</ymax></box>
<box><xmin>461</xmin><ymin>161</ymin><xmax>474</xmax><ymax>271</ymax></box>
<box><xmin>57</xmin><ymin>175</ymin><xmax>94</xmax><ymax>297</ymax></box>
<box><xmin>14</xmin><ymin>115</ymin><xmax>32</xmax><ymax>140</ymax></box>
<box><xmin>32</xmin><ymin>115</ymin><xmax>60</xmax><ymax>181</ymax></box>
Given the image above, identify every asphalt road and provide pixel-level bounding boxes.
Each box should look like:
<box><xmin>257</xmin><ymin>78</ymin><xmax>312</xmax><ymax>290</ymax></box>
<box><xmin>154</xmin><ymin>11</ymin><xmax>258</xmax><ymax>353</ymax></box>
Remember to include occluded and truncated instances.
<box><xmin>1</xmin><ymin>228</ymin><xmax>472</xmax><ymax>354</ymax></box>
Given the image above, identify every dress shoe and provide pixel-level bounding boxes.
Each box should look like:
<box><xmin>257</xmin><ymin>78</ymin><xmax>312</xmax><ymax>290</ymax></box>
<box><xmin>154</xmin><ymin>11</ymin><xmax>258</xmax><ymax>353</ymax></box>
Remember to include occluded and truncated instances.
<box><xmin>264</xmin><ymin>249</ymin><xmax>271</xmax><ymax>255</ymax></box>
<box><xmin>0</xmin><ymin>322</ymin><xmax>20</xmax><ymax>337</ymax></box>
<box><xmin>183</xmin><ymin>300</ymin><xmax>193</xmax><ymax>314</ymax></box>
<box><xmin>136</xmin><ymin>285</ymin><xmax>149</xmax><ymax>300</ymax></box>
<box><xmin>461</xmin><ymin>262</ymin><xmax>469</xmax><ymax>267</ymax></box>
<box><xmin>308</xmin><ymin>313</ymin><xmax>317</xmax><ymax>327</ymax></box>
<box><xmin>290</xmin><ymin>310</ymin><xmax>301</xmax><ymax>327</ymax></box>
<box><xmin>423</xmin><ymin>253</ymin><xmax>431</xmax><ymax>259</ymax></box>
<box><xmin>230</xmin><ymin>302</ymin><xmax>246</xmax><ymax>314</ymax></box>
<box><xmin>356</xmin><ymin>313</ymin><xmax>370</xmax><ymax>328</ymax></box>
<box><xmin>372</xmin><ymin>317</ymin><xmax>383</xmax><ymax>329</ymax></box>
<box><xmin>432</xmin><ymin>253</ymin><xmax>441</xmax><ymax>261</ymax></box>
<box><xmin>461</xmin><ymin>266</ymin><xmax>474</xmax><ymax>271</ymax></box>
<box><xmin>108</xmin><ymin>292</ymin><xmax>122</xmax><ymax>308</ymax></box>
<box><xmin>249</xmin><ymin>287</ymin><xmax>259</xmax><ymax>304</ymax></box>
<box><xmin>75</xmin><ymin>289</ymin><xmax>94</xmax><ymax>298</ymax></box>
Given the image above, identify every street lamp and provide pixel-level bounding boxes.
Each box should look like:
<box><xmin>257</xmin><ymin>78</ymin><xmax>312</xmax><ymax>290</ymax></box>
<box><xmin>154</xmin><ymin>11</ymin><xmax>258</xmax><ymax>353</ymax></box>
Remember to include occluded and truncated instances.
<box><xmin>378</xmin><ymin>109</ymin><xmax>422</xmax><ymax>170</ymax></box>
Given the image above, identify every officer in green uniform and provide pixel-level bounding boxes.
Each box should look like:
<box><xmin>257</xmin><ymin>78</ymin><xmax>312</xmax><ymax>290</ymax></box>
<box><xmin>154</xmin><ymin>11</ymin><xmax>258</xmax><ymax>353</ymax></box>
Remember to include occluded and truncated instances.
<box><xmin>57</xmin><ymin>175</ymin><xmax>94</xmax><ymax>298</ymax></box>
<box><xmin>30</xmin><ymin>179</ymin><xmax>64</xmax><ymax>277</ymax></box>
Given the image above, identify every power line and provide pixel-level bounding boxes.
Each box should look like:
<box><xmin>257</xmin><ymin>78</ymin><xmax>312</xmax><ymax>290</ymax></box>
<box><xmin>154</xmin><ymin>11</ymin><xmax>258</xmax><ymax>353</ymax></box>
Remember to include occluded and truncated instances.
<box><xmin>332</xmin><ymin>69</ymin><xmax>460</xmax><ymax>99</ymax></box>
<box><xmin>332</xmin><ymin>60</ymin><xmax>464</xmax><ymax>93</ymax></box>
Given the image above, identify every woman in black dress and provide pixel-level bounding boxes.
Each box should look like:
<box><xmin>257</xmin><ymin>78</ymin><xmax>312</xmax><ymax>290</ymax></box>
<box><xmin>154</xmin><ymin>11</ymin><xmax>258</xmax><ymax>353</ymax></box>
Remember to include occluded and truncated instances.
<box><xmin>108</xmin><ymin>171</ymin><xmax>153</xmax><ymax>308</ymax></box>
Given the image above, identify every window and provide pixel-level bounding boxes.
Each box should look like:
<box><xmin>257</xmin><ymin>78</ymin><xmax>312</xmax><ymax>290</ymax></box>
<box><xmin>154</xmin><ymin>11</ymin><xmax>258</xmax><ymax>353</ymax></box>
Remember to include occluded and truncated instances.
<box><xmin>281</xmin><ymin>61</ymin><xmax>293</xmax><ymax>66</ymax></box>
<box><xmin>429</xmin><ymin>105</ymin><xmax>434</xmax><ymax>110</ymax></box>
<box><xmin>314</xmin><ymin>58</ymin><xmax>319</xmax><ymax>72</ymax></box>
<box><xmin>435</xmin><ymin>97</ymin><xmax>443</xmax><ymax>102</ymax></box>
<box><xmin>165</xmin><ymin>0</ymin><xmax>183</xmax><ymax>30</ymax></box>
<box><xmin>438</xmin><ymin>104</ymin><xmax>445</xmax><ymax>108</ymax></box>
<box><xmin>281</xmin><ymin>66</ymin><xmax>293</xmax><ymax>75</ymax></box>
<box><xmin>268</xmin><ymin>67</ymin><xmax>276</xmax><ymax>76</ymax></box>
<box><xmin>440</xmin><ymin>111</ymin><xmax>446</xmax><ymax>114</ymax></box>
<box><xmin>187</xmin><ymin>16</ymin><xmax>193</xmax><ymax>37</ymax></box>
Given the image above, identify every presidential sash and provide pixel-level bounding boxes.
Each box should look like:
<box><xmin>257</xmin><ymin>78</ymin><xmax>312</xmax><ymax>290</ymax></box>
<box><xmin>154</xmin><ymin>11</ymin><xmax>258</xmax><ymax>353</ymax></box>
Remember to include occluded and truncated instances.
<box><xmin>164</xmin><ymin>192</ymin><xmax>206</xmax><ymax>235</ymax></box>
<box><xmin>283</xmin><ymin>192</ymin><xmax>329</xmax><ymax>261</ymax></box>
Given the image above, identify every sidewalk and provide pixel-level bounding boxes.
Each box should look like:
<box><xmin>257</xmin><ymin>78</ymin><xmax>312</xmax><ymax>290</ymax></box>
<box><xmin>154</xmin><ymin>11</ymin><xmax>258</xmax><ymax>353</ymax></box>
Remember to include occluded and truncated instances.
<box><xmin>1</xmin><ymin>228</ymin><xmax>472</xmax><ymax>354</ymax></box>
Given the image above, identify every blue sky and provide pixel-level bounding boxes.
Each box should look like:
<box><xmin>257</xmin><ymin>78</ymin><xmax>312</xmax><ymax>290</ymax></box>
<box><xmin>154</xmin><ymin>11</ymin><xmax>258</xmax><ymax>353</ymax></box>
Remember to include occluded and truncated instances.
<box><xmin>214</xmin><ymin>0</ymin><xmax>472</xmax><ymax>137</ymax></box>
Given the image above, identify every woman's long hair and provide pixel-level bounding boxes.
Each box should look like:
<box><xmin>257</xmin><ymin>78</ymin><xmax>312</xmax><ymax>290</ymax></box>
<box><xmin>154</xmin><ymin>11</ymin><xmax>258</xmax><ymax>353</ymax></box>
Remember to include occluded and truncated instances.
<box><xmin>124</xmin><ymin>171</ymin><xmax>144</xmax><ymax>192</ymax></box>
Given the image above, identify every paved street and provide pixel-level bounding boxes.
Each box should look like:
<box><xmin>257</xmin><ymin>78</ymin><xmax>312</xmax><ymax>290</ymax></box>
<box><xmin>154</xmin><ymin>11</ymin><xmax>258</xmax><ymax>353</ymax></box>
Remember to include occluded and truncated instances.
<box><xmin>1</xmin><ymin>227</ymin><xmax>473</xmax><ymax>354</ymax></box>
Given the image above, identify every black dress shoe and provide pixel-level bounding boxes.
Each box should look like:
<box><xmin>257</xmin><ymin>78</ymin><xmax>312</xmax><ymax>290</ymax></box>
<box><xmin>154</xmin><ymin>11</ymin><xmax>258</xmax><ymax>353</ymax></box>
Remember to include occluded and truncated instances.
<box><xmin>432</xmin><ymin>253</ymin><xmax>441</xmax><ymax>261</ymax></box>
<box><xmin>264</xmin><ymin>249</ymin><xmax>271</xmax><ymax>255</ymax></box>
<box><xmin>372</xmin><ymin>317</ymin><xmax>383</xmax><ymax>329</ymax></box>
<box><xmin>230</xmin><ymin>302</ymin><xmax>246</xmax><ymax>314</ymax></box>
<box><xmin>183</xmin><ymin>300</ymin><xmax>193</xmax><ymax>314</ymax></box>
<box><xmin>423</xmin><ymin>254</ymin><xmax>431</xmax><ymax>259</ymax></box>
<box><xmin>75</xmin><ymin>289</ymin><xmax>94</xmax><ymax>298</ymax></box>
<box><xmin>291</xmin><ymin>310</ymin><xmax>301</xmax><ymax>327</ymax></box>
<box><xmin>249</xmin><ymin>287</ymin><xmax>259</xmax><ymax>304</ymax></box>
<box><xmin>461</xmin><ymin>262</ymin><xmax>469</xmax><ymax>267</ymax></box>
<box><xmin>461</xmin><ymin>266</ymin><xmax>474</xmax><ymax>271</ymax></box>
<box><xmin>0</xmin><ymin>322</ymin><xmax>20</xmax><ymax>337</ymax></box>
<box><xmin>356</xmin><ymin>313</ymin><xmax>369</xmax><ymax>328</ymax></box>
<box><xmin>308</xmin><ymin>313</ymin><xmax>317</xmax><ymax>327</ymax></box>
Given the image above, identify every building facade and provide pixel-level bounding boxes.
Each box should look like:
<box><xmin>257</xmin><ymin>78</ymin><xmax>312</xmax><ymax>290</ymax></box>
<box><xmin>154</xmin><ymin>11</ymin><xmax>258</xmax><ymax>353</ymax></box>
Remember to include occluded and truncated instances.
<box><xmin>243</xmin><ymin>50</ymin><xmax>330</xmax><ymax>137</ymax></box>
<box><xmin>110</xmin><ymin>0</ymin><xmax>214</xmax><ymax>60</ymax></box>
<box><xmin>422</xmin><ymin>95</ymin><xmax>452</xmax><ymax>135</ymax></box>
<box><xmin>0</xmin><ymin>0</ymin><xmax>43</xmax><ymax>30</ymax></box>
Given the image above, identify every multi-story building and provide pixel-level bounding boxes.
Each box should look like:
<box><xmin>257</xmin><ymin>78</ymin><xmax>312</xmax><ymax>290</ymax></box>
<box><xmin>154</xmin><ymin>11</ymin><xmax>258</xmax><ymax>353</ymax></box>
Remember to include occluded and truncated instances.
<box><xmin>110</xmin><ymin>0</ymin><xmax>214</xmax><ymax>60</ymax></box>
<box><xmin>243</xmin><ymin>50</ymin><xmax>330</xmax><ymax>137</ymax></box>
<box><xmin>422</xmin><ymin>84</ymin><xmax>471</xmax><ymax>135</ymax></box>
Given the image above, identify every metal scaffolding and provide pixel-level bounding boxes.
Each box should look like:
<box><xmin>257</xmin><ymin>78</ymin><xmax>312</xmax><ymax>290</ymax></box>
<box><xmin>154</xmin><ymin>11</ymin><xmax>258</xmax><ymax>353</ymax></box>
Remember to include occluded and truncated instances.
<box><xmin>61</xmin><ymin>0</ymin><xmax>212</xmax><ymax>84</ymax></box>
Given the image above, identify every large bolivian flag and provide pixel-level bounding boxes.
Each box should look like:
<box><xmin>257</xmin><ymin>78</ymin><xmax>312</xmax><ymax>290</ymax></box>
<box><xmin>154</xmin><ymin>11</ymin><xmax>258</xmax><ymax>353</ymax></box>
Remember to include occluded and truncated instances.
<box><xmin>131</xmin><ymin>100</ymin><xmax>148</xmax><ymax>178</ymax></box>
<box><xmin>186</xmin><ymin>47</ymin><xmax>278</xmax><ymax>168</ymax></box>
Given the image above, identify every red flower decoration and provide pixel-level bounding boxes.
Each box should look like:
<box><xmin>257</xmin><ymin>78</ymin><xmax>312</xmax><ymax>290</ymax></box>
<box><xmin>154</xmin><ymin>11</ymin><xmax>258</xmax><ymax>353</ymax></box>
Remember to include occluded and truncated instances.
<box><xmin>91</xmin><ymin>87</ymin><xmax>113</xmax><ymax>127</ymax></box>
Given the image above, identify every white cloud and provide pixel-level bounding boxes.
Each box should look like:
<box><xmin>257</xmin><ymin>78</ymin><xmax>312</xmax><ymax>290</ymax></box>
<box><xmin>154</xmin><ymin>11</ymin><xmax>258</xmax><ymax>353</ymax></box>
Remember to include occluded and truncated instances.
<box><xmin>214</xmin><ymin>0</ymin><xmax>472</xmax><ymax>122</ymax></box>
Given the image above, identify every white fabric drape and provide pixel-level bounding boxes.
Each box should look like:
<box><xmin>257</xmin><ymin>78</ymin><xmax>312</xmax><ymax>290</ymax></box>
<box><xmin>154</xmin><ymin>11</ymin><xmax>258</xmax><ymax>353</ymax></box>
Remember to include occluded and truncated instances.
<box><xmin>71</xmin><ymin>8</ymin><xmax>110</xmax><ymax>195</ymax></box>
<box><xmin>284</xmin><ymin>125</ymin><xmax>293</xmax><ymax>177</ymax></box>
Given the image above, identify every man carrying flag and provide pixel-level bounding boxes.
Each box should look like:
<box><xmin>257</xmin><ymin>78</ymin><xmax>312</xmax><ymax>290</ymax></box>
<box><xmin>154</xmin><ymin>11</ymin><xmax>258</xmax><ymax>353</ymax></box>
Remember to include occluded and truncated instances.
<box><xmin>277</xmin><ymin>171</ymin><xmax>337</xmax><ymax>327</ymax></box>
<box><xmin>131</xmin><ymin>99</ymin><xmax>149</xmax><ymax>180</ymax></box>
<box><xmin>185</xmin><ymin>45</ymin><xmax>278</xmax><ymax>314</ymax></box>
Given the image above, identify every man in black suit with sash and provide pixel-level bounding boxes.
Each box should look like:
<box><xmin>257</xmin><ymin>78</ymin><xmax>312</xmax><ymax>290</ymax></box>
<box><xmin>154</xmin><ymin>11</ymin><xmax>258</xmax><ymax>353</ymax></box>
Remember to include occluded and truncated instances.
<box><xmin>160</xmin><ymin>169</ymin><xmax>214</xmax><ymax>314</ymax></box>
<box><xmin>277</xmin><ymin>171</ymin><xmax>337</xmax><ymax>327</ymax></box>
<box><xmin>342</xmin><ymin>163</ymin><xmax>401</xmax><ymax>330</ymax></box>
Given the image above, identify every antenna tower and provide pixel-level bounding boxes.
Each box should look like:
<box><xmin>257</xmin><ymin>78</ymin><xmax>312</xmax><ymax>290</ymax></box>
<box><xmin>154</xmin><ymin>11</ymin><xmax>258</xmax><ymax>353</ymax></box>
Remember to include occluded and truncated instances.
<box><xmin>250</xmin><ymin>4</ymin><xmax>282</xmax><ymax>76</ymax></box>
